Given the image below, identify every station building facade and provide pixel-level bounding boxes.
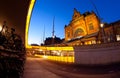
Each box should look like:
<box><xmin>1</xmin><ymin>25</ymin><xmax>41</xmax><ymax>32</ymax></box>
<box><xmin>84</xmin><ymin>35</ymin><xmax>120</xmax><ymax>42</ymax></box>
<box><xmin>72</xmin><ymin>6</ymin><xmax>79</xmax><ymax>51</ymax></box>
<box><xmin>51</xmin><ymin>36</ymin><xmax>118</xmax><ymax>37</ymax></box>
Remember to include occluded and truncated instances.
<box><xmin>64</xmin><ymin>8</ymin><xmax>120</xmax><ymax>46</ymax></box>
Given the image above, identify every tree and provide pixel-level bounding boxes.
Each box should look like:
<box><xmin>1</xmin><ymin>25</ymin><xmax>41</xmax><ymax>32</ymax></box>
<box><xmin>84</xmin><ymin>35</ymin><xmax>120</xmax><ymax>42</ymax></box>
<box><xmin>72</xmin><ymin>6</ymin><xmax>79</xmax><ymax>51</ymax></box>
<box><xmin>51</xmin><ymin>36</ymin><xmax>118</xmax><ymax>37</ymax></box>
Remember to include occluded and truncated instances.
<box><xmin>44</xmin><ymin>36</ymin><xmax>62</xmax><ymax>45</ymax></box>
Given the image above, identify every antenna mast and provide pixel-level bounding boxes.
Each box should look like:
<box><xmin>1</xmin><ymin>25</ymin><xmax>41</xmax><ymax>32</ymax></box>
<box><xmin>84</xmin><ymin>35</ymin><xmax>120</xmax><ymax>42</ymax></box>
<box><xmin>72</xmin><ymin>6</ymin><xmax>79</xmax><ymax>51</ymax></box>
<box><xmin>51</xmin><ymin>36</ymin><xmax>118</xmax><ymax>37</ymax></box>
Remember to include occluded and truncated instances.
<box><xmin>52</xmin><ymin>16</ymin><xmax>55</xmax><ymax>44</ymax></box>
<box><xmin>90</xmin><ymin>0</ymin><xmax>101</xmax><ymax>21</ymax></box>
<box><xmin>52</xmin><ymin>16</ymin><xmax>55</xmax><ymax>38</ymax></box>
<box><xmin>43</xmin><ymin>25</ymin><xmax>45</xmax><ymax>44</ymax></box>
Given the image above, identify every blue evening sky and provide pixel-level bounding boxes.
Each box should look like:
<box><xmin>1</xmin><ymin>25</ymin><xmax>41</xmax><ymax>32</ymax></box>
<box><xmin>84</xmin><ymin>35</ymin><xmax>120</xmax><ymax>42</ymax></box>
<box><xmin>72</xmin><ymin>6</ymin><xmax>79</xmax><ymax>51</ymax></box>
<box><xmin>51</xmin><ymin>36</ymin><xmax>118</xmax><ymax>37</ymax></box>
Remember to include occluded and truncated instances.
<box><xmin>28</xmin><ymin>0</ymin><xmax>120</xmax><ymax>45</ymax></box>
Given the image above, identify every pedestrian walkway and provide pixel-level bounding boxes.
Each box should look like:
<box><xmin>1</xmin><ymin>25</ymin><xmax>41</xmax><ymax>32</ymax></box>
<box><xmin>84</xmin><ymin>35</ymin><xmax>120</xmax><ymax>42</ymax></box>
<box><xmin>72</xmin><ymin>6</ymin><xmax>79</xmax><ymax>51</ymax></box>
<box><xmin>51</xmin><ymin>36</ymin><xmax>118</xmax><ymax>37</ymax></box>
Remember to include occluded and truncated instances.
<box><xmin>23</xmin><ymin>57</ymin><xmax>120</xmax><ymax>78</ymax></box>
<box><xmin>23</xmin><ymin>57</ymin><xmax>61</xmax><ymax>78</ymax></box>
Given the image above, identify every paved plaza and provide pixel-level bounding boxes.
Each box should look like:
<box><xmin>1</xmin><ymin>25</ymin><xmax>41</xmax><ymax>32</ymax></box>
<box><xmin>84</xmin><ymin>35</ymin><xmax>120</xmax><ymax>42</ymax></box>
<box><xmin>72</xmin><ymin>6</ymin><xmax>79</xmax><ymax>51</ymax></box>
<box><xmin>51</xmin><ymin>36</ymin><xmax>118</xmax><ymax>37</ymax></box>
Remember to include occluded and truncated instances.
<box><xmin>23</xmin><ymin>57</ymin><xmax>120</xmax><ymax>78</ymax></box>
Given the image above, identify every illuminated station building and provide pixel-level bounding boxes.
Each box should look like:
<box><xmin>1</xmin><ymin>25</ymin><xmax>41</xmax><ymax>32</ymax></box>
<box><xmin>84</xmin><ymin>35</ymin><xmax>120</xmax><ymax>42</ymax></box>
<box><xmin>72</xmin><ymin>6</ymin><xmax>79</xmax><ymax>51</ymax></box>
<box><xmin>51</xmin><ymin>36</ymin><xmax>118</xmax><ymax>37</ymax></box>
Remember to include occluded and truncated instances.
<box><xmin>64</xmin><ymin>8</ymin><xmax>120</xmax><ymax>46</ymax></box>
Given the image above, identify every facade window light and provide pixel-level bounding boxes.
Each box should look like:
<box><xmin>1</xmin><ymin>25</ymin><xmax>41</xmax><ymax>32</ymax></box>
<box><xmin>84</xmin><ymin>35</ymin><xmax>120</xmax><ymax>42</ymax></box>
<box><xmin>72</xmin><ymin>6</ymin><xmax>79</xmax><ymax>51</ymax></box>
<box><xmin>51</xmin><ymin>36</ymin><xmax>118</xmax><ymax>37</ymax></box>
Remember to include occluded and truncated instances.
<box><xmin>92</xmin><ymin>40</ymin><xmax>96</xmax><ymax>44</ymax></box>
<box><xmin>108</xmin><ymin>37</ymin><xmax>110</xmax><ymax>42</ymax></box>
<box><xmin>116</xmin><ymin>35</ymin><xmax>120</xmax><ymax>41</ymax></box>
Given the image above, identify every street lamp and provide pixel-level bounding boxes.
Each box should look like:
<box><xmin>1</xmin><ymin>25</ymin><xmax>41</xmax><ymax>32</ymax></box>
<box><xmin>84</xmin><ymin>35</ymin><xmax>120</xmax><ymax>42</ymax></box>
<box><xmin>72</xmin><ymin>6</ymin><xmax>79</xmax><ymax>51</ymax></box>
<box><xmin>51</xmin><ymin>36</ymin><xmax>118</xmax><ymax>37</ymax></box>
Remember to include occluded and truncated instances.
<box><xmin>100</xmin><ymin>23</ymin><xmax>104</xmax><ymax>28</ymax></box>
<box><xmin>100</xmin><ymin>23</ymin><xmax>106</xmax><ymax>43</ymax></box>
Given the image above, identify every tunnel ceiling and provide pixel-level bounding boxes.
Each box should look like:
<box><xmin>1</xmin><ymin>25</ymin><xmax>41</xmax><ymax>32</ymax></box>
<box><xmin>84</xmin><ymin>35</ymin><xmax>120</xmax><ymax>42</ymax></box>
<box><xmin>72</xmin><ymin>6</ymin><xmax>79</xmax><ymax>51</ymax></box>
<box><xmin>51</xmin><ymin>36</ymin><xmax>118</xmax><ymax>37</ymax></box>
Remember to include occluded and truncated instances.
<box><xmin>0</xmin><ymin>0</ymin><xmax>31</xmax><ymax>44</ymax></box>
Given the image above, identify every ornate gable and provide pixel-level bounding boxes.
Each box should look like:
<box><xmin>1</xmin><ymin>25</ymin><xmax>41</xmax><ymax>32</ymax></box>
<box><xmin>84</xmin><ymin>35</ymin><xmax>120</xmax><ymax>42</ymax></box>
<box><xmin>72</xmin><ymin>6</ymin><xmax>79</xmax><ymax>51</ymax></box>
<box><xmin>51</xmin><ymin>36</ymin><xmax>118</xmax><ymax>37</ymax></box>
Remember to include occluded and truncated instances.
<box><xmin>72</xmin><ymin>8</ymin><xmax>81</xmax><ymax>20</ymax></box>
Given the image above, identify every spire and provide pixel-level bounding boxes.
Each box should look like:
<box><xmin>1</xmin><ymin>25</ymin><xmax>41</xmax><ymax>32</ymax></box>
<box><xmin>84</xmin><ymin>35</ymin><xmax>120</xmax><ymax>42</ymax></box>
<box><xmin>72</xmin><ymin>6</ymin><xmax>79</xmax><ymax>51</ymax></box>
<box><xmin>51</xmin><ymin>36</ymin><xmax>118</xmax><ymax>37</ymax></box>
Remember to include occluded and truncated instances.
<box><xmin>72</xmin><ymin>8</ymin><xmax>81</xmax><ymax>20</ymax></box>
<box><xmin>74</xmin><ymin>8</ymin><xmax>78</xmax><ymax>13</ymax></box>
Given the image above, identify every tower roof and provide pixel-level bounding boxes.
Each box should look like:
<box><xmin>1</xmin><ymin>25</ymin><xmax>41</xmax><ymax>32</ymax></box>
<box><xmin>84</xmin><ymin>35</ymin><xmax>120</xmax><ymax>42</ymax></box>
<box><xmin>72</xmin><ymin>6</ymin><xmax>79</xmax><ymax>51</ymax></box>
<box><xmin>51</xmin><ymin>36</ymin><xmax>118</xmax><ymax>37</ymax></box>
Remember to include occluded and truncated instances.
<box><xmin>72</xmin><ymin>8</ymin><xmax>81</xmax><ymax>20</ymax></box>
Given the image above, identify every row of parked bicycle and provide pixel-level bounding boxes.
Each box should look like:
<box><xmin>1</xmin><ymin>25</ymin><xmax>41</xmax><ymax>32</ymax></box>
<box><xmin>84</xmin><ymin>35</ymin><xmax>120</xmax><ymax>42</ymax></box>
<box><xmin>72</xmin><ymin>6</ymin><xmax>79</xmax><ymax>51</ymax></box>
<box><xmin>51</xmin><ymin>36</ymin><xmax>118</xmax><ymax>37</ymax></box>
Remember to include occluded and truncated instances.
<box><xmin>0</xmin><ymin>21</ymin><xmax>26</xmax><ymax>78</ymax></box>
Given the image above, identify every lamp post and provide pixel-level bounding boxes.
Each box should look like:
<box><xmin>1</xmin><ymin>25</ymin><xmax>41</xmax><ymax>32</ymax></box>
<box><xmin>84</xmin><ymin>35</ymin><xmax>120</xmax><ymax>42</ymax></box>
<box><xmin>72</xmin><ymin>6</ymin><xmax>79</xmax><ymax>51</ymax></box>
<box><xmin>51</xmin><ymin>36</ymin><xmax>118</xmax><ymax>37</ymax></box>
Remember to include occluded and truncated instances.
<box><xmin>100</xmin><ymin>23</ymin><xmax>106</xmax><ymax>43</ymax></box>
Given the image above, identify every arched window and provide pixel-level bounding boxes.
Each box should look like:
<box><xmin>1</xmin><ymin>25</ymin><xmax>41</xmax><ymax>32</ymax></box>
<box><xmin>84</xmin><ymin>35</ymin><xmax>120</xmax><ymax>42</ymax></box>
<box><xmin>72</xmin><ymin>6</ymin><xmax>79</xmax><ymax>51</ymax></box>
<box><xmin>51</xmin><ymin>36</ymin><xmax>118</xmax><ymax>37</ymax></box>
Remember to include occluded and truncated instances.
<box><xmin>74</xmin><ymin>28</ymin><xmax>84</xmax><ymax>37</ymax></box>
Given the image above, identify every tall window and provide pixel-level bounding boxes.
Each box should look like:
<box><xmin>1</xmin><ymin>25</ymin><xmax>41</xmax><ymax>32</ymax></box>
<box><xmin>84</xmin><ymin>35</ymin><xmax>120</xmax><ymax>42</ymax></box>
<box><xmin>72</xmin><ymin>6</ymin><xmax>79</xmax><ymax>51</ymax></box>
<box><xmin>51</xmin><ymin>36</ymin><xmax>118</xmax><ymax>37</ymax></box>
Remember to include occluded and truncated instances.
<box><xmin>67</xmin><ymin>32</ymin><xmax>70</xmax><ymax>38</ymax></box>
<box><xmin>117</xmin><ymin>28</ymin><xmax>120</xmax><ymax>34</ymax></box>
<box><xmin>89</xmin><ymin>23</ymin><xmax>94</xmax><ymax>30</ymax></box>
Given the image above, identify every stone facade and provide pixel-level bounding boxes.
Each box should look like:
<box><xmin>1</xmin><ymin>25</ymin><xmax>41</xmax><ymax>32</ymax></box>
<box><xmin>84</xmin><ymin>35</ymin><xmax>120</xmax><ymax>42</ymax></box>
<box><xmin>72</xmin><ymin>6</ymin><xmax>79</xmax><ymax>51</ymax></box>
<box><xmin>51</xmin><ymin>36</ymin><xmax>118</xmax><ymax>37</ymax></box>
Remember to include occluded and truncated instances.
<box><xmin>64</xmin><ymin>8</ymin><xmax>120</xmax><ymax>45</ymax></box>
<box><xmin>64</xmin><ymin>8</ymin><xmax>100</xmax><ymax>45</ymax></box>
<box><xmin>104</xmin><ymin>20</ymin><xmax>120</xmax><ymax>43</ymax></box>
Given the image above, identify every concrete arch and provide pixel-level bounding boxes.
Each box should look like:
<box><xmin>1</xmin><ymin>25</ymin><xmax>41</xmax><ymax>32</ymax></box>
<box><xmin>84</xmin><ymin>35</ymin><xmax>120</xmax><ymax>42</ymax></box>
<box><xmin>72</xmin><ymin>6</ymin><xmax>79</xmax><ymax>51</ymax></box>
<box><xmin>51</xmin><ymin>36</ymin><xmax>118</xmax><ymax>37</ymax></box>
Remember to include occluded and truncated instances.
<box><xmin>25</xmin><ymin>0</ymin><xmax>36</xmax><ymax>48</ymax></box>
<box><xmin>0</xmin><ymin>0</ymin><xmax>36</xmax><ymax>48</ymax></box>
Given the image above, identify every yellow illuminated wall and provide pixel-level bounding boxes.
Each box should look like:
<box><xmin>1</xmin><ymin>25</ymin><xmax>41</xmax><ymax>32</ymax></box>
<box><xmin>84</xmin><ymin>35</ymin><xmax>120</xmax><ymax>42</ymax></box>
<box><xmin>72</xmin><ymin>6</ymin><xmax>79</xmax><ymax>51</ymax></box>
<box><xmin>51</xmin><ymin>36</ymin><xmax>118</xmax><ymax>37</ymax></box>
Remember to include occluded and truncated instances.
<box><xmin>35</xmin><ymin>54</ymin><xmax>74</xmax><ymax>63</ymax></box>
